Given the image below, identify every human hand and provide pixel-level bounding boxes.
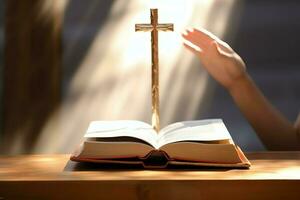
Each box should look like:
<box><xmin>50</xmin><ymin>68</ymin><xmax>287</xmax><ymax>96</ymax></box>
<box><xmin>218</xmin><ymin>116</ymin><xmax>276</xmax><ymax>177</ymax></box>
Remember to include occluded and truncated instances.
<box><xmin>182</xmin><ymin>28</ymin><xmax>246</xmax><ymax>90</ymax></box>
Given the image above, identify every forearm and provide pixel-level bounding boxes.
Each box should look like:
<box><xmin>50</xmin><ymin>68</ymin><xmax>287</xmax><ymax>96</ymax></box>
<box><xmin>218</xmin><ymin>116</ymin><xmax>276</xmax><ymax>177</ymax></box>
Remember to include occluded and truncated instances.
<box><xmin>229</xmin><ymin>74</ymin><xmax>300</xmax><ymax>150</ymax></box>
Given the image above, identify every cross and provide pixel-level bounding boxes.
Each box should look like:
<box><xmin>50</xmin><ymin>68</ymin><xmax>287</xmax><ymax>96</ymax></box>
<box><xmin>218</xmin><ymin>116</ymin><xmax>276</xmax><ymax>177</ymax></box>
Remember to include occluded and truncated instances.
<box><xmin>135</xmin><ymin>8</ymin><xmax>174</xmax><ymax>132</ymax></box>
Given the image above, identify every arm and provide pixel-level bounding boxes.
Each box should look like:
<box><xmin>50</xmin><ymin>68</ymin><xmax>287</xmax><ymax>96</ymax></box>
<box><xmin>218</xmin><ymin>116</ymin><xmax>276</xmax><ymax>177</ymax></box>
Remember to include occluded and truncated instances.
<box><xmin>229</xmin><ymin>74</ymin><xmax>299</xmax><ymax>150</ymax></box>
<box><xmin>182</xmin><ymin>28</ymin><xmax>300</xmax><ymax>150</ymax></box>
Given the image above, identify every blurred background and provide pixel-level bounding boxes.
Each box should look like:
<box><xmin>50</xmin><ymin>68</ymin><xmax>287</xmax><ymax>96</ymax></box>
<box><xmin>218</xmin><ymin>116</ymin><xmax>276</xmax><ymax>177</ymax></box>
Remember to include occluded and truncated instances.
<box><xmin>0</xmin><ymin>0</ymin><xmax>299</xmax><ymax>154</ymax></box>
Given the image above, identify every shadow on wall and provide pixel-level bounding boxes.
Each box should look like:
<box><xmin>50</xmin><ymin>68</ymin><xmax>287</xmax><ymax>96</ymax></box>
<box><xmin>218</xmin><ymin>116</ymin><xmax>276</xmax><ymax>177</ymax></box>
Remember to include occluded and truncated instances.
<box><xmin>63</xmin><ymin>0</ymin><xmax>116</xmax><ymax>93</ymax></box>
<box><xmin>0</xmin><ymin>0</ymin><xmax>4</xmax><ymax>144</ymax></box>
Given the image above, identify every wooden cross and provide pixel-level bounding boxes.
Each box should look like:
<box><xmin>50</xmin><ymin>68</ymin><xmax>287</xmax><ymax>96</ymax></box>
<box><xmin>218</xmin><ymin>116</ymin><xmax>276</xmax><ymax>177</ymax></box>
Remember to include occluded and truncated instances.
<box><xmin>135</xmin><ymin>8</ymin><xmax>173</xmax><ymax>132</ymax></box>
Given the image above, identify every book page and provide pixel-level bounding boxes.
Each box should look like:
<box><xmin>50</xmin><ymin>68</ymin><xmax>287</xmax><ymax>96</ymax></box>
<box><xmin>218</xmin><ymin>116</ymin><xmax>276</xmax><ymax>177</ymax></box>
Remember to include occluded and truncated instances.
<box><xmin>160</xmin><ymin>142</ymin><xmax>242</xmax><ymax>164</ymax></box>
<box><xmin>77</xmin><ymin>141</ymin><xmax>153</xmax><ymax>159</ymax></box>
<box><xmin>157</xmin><ymin>119</ymin><xmax>232</xmax><ymax>148</ymax></box>
<box><xmin>84</xmin><ymin>120</ymin><xmax>159</xmax><ymax>148</ymax></box>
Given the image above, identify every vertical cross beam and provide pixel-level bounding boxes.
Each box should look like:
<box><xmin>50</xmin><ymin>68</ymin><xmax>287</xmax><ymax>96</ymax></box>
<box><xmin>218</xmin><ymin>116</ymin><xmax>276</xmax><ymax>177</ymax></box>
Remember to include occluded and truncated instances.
<box><xmin>135</xmin><ymin>9</ymin><xmax>173</xmax><ymax>132</ymax></box>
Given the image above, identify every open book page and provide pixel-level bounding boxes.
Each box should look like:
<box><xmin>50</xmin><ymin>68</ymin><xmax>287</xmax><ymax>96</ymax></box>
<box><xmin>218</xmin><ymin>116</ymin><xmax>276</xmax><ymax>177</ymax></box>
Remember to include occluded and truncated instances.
<box><xmin>84</xmin><ymin>120</ymin><xmax>159</xmax><ymax>148</ymax></box>
<box><xmin>157</xmin><ymin>119</ymin><xmax>232</xmax><ymax>148</ymax></box>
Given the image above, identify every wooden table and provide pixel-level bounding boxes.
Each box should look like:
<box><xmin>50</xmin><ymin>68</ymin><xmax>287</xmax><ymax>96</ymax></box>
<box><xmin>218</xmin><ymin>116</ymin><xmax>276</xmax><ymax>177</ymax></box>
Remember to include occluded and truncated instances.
<box><xmin>0</xmin><ymin>152</ymin><xmax>299</xmax><ymax>200</ymax></box>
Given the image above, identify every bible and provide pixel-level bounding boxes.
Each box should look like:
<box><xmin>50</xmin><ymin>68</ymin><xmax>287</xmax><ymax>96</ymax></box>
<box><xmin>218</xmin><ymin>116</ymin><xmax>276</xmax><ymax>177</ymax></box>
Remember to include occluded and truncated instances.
<box><xmin>71</xmin><ymin>119</ymin><xmax>250</xmax><ymax>168</ymax></box>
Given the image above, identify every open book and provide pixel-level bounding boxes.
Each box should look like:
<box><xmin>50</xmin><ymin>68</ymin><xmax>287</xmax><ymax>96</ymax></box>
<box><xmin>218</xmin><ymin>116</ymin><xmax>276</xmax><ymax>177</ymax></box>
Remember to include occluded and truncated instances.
<box><xmin>71</xmin><ymin>119</ymin><xmax>250</xmax><ymax>168</ymax></box>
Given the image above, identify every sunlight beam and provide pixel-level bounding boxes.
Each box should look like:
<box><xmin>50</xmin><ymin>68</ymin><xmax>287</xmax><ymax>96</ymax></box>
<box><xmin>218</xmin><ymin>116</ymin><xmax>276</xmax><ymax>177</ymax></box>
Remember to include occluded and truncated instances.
<box><xmin>34</xmin><ymin>0</ymin><xmax>239</xmax><ymax>153</ymax></box>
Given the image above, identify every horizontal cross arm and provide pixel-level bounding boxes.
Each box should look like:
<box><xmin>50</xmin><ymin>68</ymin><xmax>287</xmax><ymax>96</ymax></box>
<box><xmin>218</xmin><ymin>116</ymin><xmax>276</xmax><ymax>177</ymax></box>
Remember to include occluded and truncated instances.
<box><xmin>135</xmin><ymin>24</ymin><xmax>153</xmax><ymax>32</ymax></box>
<box><xmin>157</xmin><ymin>24</ymin><xmax>174</xmax><ymax>31</ymax></box>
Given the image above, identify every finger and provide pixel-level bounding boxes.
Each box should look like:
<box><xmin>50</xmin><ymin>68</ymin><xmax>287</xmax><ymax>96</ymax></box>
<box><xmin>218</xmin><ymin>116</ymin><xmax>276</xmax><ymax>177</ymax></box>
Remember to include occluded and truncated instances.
<box><xmin>181</xmin><ymin>31</ymin><xmax>209</xmax><ymax>50</ymax></box>
<box><xmin>211</xmin><ymin>41</ymin><xmax>233</xmax><ymax>58</ymax></box>
<box><xmin>191</xmin><ymin>28</ymin><xmax>216</xmax><ymax>43</ymax></box>
<box><xmin>182</xmin><ymin>31</ymin><xmax>207</xmax><ymax>46</ymax></box>
<box><xmin>192</xmin><ymin>27</ymin><xmax>225</xmax><ymax>45</ymax></box>
<box><xmin>192</xmin><ymin>28</ymin><xmax>233</xmax><ymax>51</ymax></box>
<box><xmin>183</xmin><ymin>41</ymin><xmax>203</xmax><ymax>55</ymax></box>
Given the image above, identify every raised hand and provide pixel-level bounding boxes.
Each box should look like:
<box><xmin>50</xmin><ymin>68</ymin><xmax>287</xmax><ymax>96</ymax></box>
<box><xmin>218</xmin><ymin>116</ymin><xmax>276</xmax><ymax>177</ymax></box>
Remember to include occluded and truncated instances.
<box><xmin>182</xmin><ymin>28</ymin><xmax>246</xmax><ymax>90</ymax></box>
<box><xmin>182</xmin><ymin>28</ymin><xmax>300</xmax><ymax>150</ymax></box>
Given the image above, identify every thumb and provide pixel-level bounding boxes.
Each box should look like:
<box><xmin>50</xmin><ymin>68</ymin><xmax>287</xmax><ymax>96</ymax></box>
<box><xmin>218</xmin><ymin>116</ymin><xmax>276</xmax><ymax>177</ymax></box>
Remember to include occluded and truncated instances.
<box><xmin>211</xmin><ymin>41</ymin><xmax>233</xmax><ymax>58</ymax></box>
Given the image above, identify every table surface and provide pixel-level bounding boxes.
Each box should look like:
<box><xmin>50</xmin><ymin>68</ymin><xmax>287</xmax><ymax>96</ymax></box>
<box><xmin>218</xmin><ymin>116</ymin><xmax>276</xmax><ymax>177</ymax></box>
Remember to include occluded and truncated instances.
<box><xmin>1</xmin><ymin>152</ymin><xmax>300</xmax><ymax>200</ymax></box>
<box><xmin>0</xmin><ymin>152</ymin><xmax>300</xmax><ymax>181</ymax></box>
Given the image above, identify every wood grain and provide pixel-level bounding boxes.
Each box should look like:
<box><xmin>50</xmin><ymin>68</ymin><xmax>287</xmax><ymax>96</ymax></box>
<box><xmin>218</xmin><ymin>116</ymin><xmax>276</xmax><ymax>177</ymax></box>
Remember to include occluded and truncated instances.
<box><xmin>0</xmin><ymin>152</ymin><xmax>299</xmax><ymax>199</ymax></box>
